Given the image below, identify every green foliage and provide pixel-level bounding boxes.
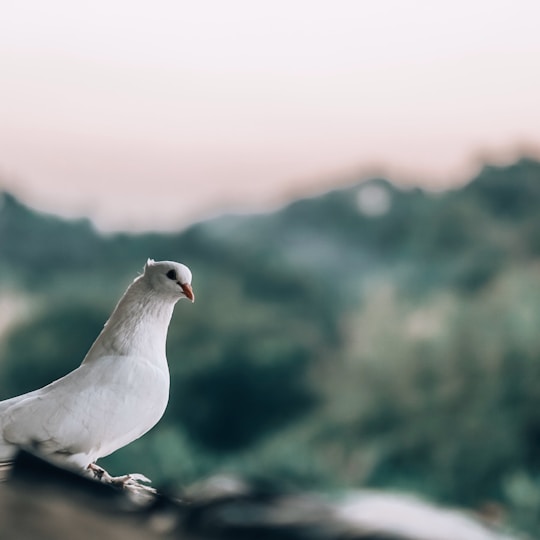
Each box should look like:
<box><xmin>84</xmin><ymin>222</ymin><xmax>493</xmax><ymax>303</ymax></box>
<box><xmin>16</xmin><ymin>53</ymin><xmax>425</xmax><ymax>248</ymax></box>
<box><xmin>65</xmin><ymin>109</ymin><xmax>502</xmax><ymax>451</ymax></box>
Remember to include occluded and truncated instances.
<box><xmin>464</xmin><ymin>159</ymin><xmax>540</xmax><ymax>220</ymax></box>
<box><xmin>0</xmin><ymin>302</ymin><xmax>107</xmax><ymax>398</ymax></box>
<box><xmin>172</xmin><ymin>348</ymin><xmax>317</xmax><ymax>452</ymax></box>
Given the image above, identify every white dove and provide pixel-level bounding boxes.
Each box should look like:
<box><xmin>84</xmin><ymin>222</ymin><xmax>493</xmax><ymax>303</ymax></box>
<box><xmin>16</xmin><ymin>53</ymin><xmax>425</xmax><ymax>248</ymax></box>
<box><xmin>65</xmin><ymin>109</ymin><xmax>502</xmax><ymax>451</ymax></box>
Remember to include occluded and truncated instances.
<box><xmin>0</xmin><ymin>259</ymin><xmax>194</xmax><ymax>489</ymax></box>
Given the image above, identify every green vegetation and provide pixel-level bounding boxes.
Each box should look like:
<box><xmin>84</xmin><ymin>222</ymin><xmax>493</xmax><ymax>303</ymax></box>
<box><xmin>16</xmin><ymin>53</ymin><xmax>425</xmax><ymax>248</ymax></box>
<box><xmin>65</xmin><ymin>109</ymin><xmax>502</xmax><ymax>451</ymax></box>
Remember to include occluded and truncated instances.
<box><xmin>1</xmin><ymin>158</ymin><xmax>540</xmax><ymax>534</ymax></box>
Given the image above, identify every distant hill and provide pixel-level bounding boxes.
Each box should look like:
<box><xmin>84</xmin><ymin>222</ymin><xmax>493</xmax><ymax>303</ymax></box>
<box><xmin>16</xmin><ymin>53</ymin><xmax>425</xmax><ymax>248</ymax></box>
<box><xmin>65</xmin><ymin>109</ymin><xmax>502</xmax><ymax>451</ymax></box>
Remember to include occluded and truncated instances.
<box><xmin>2</xmin><ymin>157</ymin><xmax>540</xmax><ymax>297</ymax></box>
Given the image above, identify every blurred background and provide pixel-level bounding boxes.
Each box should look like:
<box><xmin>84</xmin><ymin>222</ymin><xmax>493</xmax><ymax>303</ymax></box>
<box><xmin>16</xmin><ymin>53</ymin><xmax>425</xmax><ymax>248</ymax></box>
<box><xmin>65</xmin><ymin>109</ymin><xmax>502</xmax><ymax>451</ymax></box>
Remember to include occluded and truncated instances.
<box><xmin>1</xmin><ymin>0</ymin><xmax>540</xmax><ymax>536</ymax></box>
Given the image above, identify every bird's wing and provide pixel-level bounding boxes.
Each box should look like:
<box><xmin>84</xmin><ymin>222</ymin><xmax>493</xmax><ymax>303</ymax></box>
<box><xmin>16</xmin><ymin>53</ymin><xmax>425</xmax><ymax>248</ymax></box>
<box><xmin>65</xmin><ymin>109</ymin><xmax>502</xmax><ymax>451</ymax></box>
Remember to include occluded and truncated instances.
<box><xmin>1</xmin><ymin>356</ymin><xmax>169</xmax><ymax>466</ymax></box>
<box><xmin>0</xmin><ymin>389</ymin><xmax>45</xmax><ymax>464</ymax></box>
<box><xmin>2</xmin><ymin>365</ymin><xmax>106</xmax><ymax>460</ymax></box>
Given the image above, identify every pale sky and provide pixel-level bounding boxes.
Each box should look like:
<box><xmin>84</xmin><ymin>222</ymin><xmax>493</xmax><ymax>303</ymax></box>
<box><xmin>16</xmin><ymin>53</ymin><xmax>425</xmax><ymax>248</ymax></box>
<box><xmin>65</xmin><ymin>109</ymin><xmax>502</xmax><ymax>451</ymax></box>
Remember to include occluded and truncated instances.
<box><xmin>1</xmin><ymin>0</ymin><xmax>539</xmax><ymax>231</ymax></box>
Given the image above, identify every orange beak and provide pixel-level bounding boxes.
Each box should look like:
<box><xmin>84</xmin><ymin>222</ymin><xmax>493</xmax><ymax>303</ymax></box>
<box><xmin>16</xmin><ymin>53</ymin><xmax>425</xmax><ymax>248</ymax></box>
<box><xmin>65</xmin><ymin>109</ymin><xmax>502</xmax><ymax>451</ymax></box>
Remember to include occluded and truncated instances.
<box><xmin>180</xmin><ymin>282</ymin><xmax>195</xmax><ymax>303</ymax></box>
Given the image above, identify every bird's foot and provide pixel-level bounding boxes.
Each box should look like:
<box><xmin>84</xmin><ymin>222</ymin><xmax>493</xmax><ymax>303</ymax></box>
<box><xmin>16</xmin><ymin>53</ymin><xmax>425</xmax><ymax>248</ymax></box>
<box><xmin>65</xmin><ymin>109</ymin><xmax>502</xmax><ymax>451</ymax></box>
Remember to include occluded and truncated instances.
<box><xmin>87</xmin><ymin>463</ymin><xmax>156</xmax><ymax>495</ymax></box>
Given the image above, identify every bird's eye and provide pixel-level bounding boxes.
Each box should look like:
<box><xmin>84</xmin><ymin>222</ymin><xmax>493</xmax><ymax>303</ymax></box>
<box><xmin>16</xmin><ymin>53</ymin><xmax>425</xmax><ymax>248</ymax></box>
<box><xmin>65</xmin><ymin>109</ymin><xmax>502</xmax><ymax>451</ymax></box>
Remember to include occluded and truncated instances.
<box><xmin>166</xmin><ymin>269</ymin><xmax>177</xmax><ymax>280</ymax></box>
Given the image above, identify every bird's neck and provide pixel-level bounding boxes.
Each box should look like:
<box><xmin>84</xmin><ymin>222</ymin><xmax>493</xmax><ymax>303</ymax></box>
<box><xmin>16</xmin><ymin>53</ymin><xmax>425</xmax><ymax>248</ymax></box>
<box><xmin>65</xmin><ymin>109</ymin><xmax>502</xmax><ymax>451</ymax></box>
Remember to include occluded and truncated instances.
<box><xmin>83</xmin><ymin>277</ymin><xmax>176</xmax><ymax>366</ymax></box>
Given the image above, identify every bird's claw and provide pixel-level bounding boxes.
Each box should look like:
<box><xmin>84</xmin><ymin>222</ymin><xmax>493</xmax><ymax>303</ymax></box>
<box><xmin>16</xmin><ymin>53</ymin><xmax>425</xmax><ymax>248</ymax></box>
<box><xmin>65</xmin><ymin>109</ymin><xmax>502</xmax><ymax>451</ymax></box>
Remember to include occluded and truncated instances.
<box><xmin>113</xmin><ymin>473</ymin><xmax>157</xmax><ymax>495</ymax></box>
<box><xmin>87</xmin><ymin>463</ymin><xmax>156</xmax><ymax>494</ymax></box>
<box><xmin>122</xmin><ymin>472</ymin><xmax>152</xmax><ymax>484</ymax></box>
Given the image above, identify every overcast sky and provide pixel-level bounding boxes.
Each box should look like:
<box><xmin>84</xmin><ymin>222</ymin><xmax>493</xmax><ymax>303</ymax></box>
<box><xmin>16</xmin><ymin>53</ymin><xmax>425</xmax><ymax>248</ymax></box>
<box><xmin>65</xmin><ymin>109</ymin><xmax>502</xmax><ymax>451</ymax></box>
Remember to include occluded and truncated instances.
<box><xmin>1</xmin><ymin>0</ymin><xmax>539</xmax><ymax>231</ymax></box>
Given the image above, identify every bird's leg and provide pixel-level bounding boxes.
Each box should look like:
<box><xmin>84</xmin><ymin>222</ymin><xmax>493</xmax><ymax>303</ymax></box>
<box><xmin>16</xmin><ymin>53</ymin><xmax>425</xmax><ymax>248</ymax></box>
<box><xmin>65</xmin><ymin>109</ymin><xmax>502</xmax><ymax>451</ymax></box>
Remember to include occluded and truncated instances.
<box><xmin>87</xmin><ymin>462</ymin><xmax>108</xmax><ymax>481</ymax></box>
<box><xmin>87</xmin><ymin>463</ymin><xmax>156</xmax><ymax>494</ymax></box>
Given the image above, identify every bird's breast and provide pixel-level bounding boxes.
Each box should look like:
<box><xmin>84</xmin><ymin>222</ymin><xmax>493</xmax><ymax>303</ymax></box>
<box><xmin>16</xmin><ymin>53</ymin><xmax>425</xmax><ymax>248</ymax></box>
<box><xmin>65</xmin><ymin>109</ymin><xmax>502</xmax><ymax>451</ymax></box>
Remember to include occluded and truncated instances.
<box><xmin>80</xmin><ymin>355</ymin><xmax>171</xmax><ymax>460</ymax></box>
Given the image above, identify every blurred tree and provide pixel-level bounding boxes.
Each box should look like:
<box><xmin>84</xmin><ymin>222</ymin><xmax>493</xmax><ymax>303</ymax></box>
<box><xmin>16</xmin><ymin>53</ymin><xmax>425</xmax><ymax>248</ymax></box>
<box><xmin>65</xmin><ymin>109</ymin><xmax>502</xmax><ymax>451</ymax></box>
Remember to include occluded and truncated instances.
<box><xmin>0</xmin><ymin>303</ymin><xmax>107</xmax><ymax>398</ymax></box>
<box><xmin>170</xmin><ymin>345</ymin><xmax>318</xmax><ymax>452</ymax></box>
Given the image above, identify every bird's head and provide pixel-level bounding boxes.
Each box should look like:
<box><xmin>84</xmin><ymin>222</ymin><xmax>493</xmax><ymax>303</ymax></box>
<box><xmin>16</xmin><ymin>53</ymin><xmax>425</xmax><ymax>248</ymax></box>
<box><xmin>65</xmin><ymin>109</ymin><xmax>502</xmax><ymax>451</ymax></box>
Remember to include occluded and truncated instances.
<box><xmin>142</xmin><ymin>259</ymin><xmax>195</xmax><ymax>302</ymax></box>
